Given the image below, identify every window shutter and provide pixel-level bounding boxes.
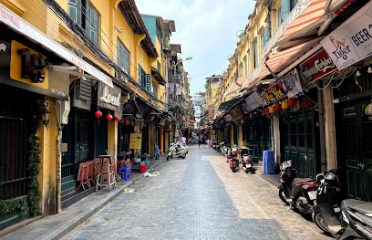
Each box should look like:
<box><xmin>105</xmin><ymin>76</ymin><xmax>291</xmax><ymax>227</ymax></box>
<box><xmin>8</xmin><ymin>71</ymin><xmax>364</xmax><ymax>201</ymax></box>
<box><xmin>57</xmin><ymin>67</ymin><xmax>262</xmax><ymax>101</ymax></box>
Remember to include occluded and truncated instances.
<box><xmin>138</xmin><ymin>65</ymin><xmax>142</xmax><ymax>83</ymax></box>
<box><xmin>280</xmin><ymin>0</ymin><xmax>290</xmax><ymax>23</ymax></box>
<box><xmin>145</xmin><ymin>75</ymin><xmax>151</xmax><ymax>92</ymax></box>
<box><xmin>87</xmin><ymin>5</ymin><xmax>98</xmax><ymax>45</ymax></box>
<box><xmin>68</xmin><ymin>0</ymin><xmax>80</xmax><ymax>25</ymax></box>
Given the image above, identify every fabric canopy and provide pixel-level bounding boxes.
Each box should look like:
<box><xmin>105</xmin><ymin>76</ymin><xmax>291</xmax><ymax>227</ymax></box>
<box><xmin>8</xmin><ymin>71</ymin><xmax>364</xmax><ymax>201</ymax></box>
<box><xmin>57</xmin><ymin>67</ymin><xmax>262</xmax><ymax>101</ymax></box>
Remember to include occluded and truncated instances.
<box><xmin>242</xmin><ymin>37</ymin><xmax>322</xmax><ymax>90</ymax></box>
<box><xmin>223</xmin><ymin>76</ymin><xmax>247</xmax><ymax>98</ymax></box>
<box><xmin>263</xmin><ymin>0</ymin><xmax>351</xmax><ymax>55</ymax></box>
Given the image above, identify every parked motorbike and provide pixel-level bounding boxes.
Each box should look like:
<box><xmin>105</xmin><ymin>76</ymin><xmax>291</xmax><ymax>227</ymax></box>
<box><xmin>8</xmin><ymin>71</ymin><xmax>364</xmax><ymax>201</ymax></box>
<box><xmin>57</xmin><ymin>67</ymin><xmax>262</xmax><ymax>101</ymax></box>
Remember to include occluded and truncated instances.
<box><xmin>240</xmin><ymin>147</ymin><xmax>256</xmax><ymax>174</ymax></box>
<box><xmin>278</xmin><ymin>160</ymin><xmax>318</xmax><ymax>216</ymax></box>
<box><xmin>312</xmin><ymin>169</ymin><xmax>343</xmax><ymax>237</ymax></box>
<box><xmin>227</xmin><ymin>151</ymin><xmax>239</xmax><ymax>172</ymax></box>
<box><xmin>167</xmin><ymin>142</ymin><xmax>189</xmax><ymax>160</ymax></box>
<box><xmin>212</xmin><ymin>141</ymin><xmax>219</xmax><ymax>150</ymax></box>
<box><xmin>339</xmin><ymin>199</ymin><xmax>372</xmax><ymax>240</ymax></box>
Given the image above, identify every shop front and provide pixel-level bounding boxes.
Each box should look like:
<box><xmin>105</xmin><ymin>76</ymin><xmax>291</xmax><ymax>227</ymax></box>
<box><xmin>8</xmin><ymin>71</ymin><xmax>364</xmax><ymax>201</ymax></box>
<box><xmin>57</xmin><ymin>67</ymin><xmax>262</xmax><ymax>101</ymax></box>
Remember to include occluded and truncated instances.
<box><xmin>0</xmin><ymin>32</ymin><xmax>69</xmax><ymax>227</ymax></box>
<box><xmin>320</xmin><ymin>1</ymin><xmax>372</xmax><ymax>201</ymax></box>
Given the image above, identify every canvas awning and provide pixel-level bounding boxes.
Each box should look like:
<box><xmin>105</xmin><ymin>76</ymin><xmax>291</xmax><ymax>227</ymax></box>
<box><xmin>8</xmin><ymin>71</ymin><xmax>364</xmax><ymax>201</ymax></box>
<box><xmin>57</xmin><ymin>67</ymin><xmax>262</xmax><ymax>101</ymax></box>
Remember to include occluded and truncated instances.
<box><xmin>242</xmin><ymin>37</ymin><xmax>322</xmax><ymax>90</ymax></box>
<box><xmin>263</xmin><ymin>0</ymin><xmax>352</xmax><ymax>55</ymax></box>
<box><xmin>223</xmin><ymin>76</ymin><xmax>246</xmax><ymax>98</ymax></box>
<box><xmin>0</xmin><ymin>3</ymin><xmax>113</xmax><ymax>87</ymax></box>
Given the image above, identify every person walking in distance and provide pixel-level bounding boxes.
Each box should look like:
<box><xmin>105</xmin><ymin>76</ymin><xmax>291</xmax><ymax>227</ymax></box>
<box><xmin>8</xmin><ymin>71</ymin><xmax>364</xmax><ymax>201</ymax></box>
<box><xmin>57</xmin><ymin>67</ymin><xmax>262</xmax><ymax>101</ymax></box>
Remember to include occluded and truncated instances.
<box><xmin>198</xmin><ymin>135</ymin><xmax>201</xmax><ymax>148</ymax></box>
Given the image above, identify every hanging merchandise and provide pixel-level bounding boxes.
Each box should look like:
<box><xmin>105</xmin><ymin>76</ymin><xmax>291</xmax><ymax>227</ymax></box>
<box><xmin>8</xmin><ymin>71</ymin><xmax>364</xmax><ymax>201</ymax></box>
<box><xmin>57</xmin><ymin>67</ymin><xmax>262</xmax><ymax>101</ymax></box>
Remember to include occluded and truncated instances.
<box><xmin>106</xmin><ymin>114</ymin><xmax>113</xmax><ymax>121</ymax></box>
<box><xmin>288</xmin><ymin>97</ymin><xmax>297</xmax><ymax>107</ymax></box>
<box><xmin>274</xmin><ymin>103</ymin><xmax>281</xmax><ymax>112</ymax></box>
<box><xmin>282</xmin><ymin>99</ymin><xmax>288</xmax><ymax>110</ymax></box>
<box><xmin>176</xmin><ymin>84</ymin><xmax>182</xmax><ymax>95</ymax></box>
<box><xmin>268</xmin><ymin>105</ymin><xmax>274</xmax><ymax>114</ymax></box>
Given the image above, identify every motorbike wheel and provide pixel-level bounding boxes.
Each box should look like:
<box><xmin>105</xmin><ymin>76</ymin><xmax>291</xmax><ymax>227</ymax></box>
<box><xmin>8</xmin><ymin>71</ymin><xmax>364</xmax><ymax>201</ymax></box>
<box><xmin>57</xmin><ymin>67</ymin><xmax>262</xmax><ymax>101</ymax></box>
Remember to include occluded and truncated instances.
<box><xmin>278</xmin><ymin>187</ymin><xmax>291</xmax><ymax>205</ymax></box>
<box><xmin>312</xmin><ymin>206</ymin><xmax>330</xmax><ymax>234</ymax></box>
<box><xmin>167</xmin><ymin>155</ymin><xmax>170</xmax><ymax>161</ymax></box>
<box><xmin>181</xmin><ymin>154</ymin><xmax>186</xmax><ymax>159</ymax></box>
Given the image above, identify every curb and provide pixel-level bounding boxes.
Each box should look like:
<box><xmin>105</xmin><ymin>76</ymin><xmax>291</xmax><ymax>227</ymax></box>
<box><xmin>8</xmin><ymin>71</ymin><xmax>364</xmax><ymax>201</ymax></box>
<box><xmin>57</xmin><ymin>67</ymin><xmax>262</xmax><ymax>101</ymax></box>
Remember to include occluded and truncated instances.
<box><xmin>0</xmin><ymin>181</ymin><xmax>133</xmax><ymax>240</ymax></box>
<box><xmin>52</xmin><ymin>181</ymin><xmax>133</xmax><ymax>240</ymax></box>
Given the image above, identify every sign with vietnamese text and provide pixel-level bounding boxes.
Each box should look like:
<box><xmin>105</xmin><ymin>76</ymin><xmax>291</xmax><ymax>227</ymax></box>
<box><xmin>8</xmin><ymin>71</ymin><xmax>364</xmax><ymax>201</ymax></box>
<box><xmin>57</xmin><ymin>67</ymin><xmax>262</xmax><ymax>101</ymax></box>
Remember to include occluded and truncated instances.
<box><xmin>321</xmin><ymin>1</ymin><xmax>372</xmax><ymax>70</ymax></box>
<box><xmin>262</xmin><ymin>81</ymin><xmax>286</xmax><ymax>104</ymax></box>
<box><xmin>129</xmin><ymin>133</ymin><xmax>142</xmax><ymax>150</ymax></box>
<box><xmin>282</xmin><ymin>69</ymin><xmax>303</xmax><ymax>98</ymax></box>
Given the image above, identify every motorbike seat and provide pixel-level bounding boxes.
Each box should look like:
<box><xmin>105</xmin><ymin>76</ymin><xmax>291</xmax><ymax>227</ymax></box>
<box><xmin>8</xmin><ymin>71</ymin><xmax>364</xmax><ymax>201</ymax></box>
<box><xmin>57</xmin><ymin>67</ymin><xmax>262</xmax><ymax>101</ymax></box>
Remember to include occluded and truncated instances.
<box><xmin>342</xmin><ymin>199</ymin><xmax>372</xmax><ymax>216</ymax></box>
<box><xmin>293</xmin><ymin>178</ymin><xmax>313</xmax><ymax>185</ymax></box>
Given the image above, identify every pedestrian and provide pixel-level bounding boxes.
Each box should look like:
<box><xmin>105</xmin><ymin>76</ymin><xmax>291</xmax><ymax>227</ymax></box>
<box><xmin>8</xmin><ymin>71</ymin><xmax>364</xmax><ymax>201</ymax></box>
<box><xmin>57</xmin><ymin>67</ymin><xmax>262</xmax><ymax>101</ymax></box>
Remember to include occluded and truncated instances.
<box><xmin>198</xmin><ymin>135</ymin><xmax>201</xmax><ymax>147</ymax></box>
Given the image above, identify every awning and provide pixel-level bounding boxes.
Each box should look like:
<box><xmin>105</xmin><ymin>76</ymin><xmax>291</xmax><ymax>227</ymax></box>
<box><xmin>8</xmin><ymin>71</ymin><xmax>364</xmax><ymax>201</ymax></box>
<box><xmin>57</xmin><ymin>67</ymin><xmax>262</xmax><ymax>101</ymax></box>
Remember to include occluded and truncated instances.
<box><xmin>217</xmin><ymin>96</ymin><xmax>245</xmax><ymax>116</ymax></box>
<box><xmin>242</xmin><ymin>37</ymin><xmax>322</xmax><ymax>90</ymax></box>
<box><xmin>263</xmin><ymin>0</ymin><xmax>351</xmax><ymax>55</ymax></box>
<box><xmin>223</xmin><ymin>76</ymin><xmax>246</xmax><ymax>98</ymax></box>
<box><xmin>0</xmin><ymin>3</ymin><xmax>113</xmax><ymax>88</ymax></box>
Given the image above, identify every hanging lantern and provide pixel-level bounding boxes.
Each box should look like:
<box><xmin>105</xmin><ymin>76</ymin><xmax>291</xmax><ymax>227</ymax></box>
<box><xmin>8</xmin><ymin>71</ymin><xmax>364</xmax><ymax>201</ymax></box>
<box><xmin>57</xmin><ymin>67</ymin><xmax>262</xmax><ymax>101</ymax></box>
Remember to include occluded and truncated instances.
<box><xmin>95</xmin><ymin>110</ymin><xmax>103</xmax><ymax>119</ymax></box>
<box><xmin>268</xmin><ymin>106</ymin><xmax>274</xmax><ymax>114</ymax></box>
<box><xmin>115</xmin><ymin>116</ymin><xmax>122</xmax><ymax>122</ymax></box>
<box><xmin>288</xmin><ymin>98</ymin><xmax>297</xmax><ymax>107</ymax></box>
<box><xmin>106</xmin><ymin>114</ymin><xmax>113</xmax><ymax>121</ymax></box>
<box><xmin>274</xmin><ymin>103</ymin><xmax>281</xmax><ymax>112</ymax></box>
<box><xmin>282</xmin><ymin>99</ymin><xmax>288</xmax><ymax>110</ymax></box>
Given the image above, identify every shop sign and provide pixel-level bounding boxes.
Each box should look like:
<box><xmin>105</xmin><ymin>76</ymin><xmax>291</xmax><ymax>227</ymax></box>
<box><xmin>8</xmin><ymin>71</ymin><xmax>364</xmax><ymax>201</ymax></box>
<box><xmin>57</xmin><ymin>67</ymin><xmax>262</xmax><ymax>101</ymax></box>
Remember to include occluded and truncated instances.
<box><xmin>10</xmin><ymin>40</ymin><xmax>48</xmax><ymax>89</ymax></box>
<box><xmin>242</xmin><ymin>91</ymin><xmax>266</xmax><ymax>114</ymax></box>
<box><xmin>282</xmin><ymin>69</ymin><xmax>303</xmax><ymax>98</ymax></box>
<box><xmin>299</xmin><ymin>49</ymin><xmax>337</xmax><ymax>82</ymax></box>
<box><xmin>262</xmin><ymin>81</ymin><xmax>286</xmax><ymax>104</ymax></box>
<box><xmin>129</xmin><ymin>133</ymin><xmax>142</xmax><ymax>150</ymax></box>
<box><xmin>321</xmin><ymin>1</ymin><xmax>372</xmax><ymax>70</ymax></box>
<box><xmin>97</xmin><ymin>82</ymin><xmax>121</xmax><ymax>111</ymax></box>
<box><xmin>0</xmin><ymin>3</ymin><xmax>113</xmax><ymax>87</ymax></box>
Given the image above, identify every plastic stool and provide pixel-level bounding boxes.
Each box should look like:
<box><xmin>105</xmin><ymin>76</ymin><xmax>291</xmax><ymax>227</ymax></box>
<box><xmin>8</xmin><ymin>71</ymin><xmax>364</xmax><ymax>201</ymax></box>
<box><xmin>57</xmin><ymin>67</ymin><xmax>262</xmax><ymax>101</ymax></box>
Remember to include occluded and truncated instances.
<box><xmin>119</xmin><ymin>167</ymin><xmax>132</xmax><ymax>182</ymax></box>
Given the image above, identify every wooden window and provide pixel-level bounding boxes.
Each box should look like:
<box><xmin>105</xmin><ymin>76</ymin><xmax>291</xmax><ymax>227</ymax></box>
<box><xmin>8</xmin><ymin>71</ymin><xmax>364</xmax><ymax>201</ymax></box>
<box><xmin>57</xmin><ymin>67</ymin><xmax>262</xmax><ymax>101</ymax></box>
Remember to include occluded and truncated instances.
<box><xmin>68</xmin><ymin>0</ymin><xmax>99</xmax><ymax>46</ymax></box>
<box><xmin>87</xmin><ymin>4</ymin><xmax>99</xmax><ymax>46</ymax></box>
<box><xmin>280</xmin><ymin>0</ymin><xmax>291</xmax><ymax>23</ymax></box>
<box><xmin>253</xmin><ymin>42</ymin><xmax>258</xmax><ymax>69</ymax></box>
<box><xmin>261</xmin><ymin>27</ymin><xmax>270</xmax><ymax>51</ymax></box>
<box><xmin>118</xmin><ymin>40</ymin><xmax>130</xmax><ymax>74</ymax></box>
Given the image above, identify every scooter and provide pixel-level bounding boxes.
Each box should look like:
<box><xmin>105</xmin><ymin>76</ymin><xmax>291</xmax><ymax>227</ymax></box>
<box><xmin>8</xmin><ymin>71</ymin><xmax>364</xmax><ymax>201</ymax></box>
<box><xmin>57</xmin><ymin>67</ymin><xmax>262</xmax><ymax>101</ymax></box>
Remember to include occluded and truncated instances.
<box><xmin>278</xmin><ymin>160</ymin><xmax>318</xmax><ymax>217</ymax></box>
<box><xmin>240</xmin><ymin>147</ymin><xmax>256</xmax><ymax>174</ymax></box>
<box><xmin>312</xmin><ymin>169</ymin><xmax>343</xmax><ymax>237</ymax></box>
<box><xmin>339</xmin><ymin>199</ymin><xmax>372</xmax><ymax>240</ymax></box>
<box><xmin>227</xmin><ymin>151</ymin><xmax>239</xmax><ymax>172</ymax></box>
<box><xmin>167</xmin><ymin>142</ymin><xmax>188</xmax><ymax>160</ymax></box>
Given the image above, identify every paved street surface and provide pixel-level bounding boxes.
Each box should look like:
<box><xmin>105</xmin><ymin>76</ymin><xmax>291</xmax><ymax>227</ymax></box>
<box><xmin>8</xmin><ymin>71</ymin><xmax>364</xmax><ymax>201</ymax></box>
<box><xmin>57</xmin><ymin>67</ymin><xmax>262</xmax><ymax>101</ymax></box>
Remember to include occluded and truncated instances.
<box><xmin>62</xmin><ymin>146</ymin><xmax>332</xmax><ymax>240</ymax></box>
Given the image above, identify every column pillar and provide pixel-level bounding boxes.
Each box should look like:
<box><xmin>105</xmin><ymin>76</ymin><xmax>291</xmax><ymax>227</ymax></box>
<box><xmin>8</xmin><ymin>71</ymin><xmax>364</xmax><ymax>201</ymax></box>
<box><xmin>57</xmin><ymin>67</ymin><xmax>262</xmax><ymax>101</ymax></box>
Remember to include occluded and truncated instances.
<box><xmin>323</xmin><ymin>86</ymin><xmax>337</xmax><ymax>170</ymax></box>
<box><xmin>159</xmin><ymin>126</ymin><xmax>164</xmax><ymax>154</ymax></box>
<box><xmin>238</xmin><ymin>124</ymin><xmax>244</xmax><ymax>147</ymax></box>
<box><xmin>272</xmin><ymin>114</ymin><xmax>281</xmax><ymax>166</ymax></box>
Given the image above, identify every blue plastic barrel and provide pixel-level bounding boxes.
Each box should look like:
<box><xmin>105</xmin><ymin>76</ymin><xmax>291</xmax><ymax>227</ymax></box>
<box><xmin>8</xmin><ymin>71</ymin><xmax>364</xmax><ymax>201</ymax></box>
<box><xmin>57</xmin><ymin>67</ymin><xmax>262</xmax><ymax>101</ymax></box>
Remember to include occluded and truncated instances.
<box><xmin>263</xmin><ymin>150</ymin><xmax>275</xmax><ymax>174</ymax></box>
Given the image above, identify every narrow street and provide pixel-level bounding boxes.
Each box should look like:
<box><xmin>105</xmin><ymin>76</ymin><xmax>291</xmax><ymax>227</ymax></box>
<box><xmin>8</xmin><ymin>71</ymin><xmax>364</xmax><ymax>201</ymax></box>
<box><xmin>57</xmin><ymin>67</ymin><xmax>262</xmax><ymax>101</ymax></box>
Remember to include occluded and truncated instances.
<box><xmin>63</xmin><ymin>146</ymin><xmax>331</xmax><ymax>240</ymax></box>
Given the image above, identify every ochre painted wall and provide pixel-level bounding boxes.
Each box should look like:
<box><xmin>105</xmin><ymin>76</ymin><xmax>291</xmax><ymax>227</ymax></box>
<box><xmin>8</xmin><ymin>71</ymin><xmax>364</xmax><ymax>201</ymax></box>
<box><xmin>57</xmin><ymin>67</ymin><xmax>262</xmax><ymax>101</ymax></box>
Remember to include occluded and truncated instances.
<box><xmin>38</xmin><ymin>98</ymin><xmax>58</xmax><ymax>215</ymax></box>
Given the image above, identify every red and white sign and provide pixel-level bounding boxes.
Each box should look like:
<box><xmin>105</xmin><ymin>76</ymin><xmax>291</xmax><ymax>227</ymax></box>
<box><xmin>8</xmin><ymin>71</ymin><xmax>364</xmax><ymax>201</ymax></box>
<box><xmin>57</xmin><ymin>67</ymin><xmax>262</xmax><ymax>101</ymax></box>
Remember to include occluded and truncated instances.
<box><xmin>321</xmin><ymin>1</ymin><xmax>372</xmax><ymax>70</ymax></box>
<box><xmin>299</xmin><ymin>49</ymin><xmax>337</xmax><ymax>83</ymax></box>
<box><xmin>0</xmin><ymin>3</ymin><xmax>113</xmax><ymax>87</ymax></box>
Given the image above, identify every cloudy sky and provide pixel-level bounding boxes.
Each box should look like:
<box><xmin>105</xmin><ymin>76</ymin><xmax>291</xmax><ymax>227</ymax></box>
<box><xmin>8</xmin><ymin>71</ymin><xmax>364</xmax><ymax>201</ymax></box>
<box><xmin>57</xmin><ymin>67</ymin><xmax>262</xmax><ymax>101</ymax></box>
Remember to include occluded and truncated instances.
<box><xmin>135</xmin><ymin>0</ymin><xmax>254</xmax><ymax>95</ymax></box>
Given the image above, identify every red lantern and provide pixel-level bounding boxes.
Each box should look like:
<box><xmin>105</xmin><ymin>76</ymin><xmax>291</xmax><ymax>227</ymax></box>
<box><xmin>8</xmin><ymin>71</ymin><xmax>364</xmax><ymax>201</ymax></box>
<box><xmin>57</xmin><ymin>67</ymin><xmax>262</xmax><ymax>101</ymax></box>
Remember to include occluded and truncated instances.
<box><xmin>115</xmin><ymin>116</ymin><xmax>122</xmax><ymax>122</ymax></box>
<box><xmin>274</xmin><ymin>103</ymin><xmax>281</xmax><ymax>112</ymax></box>
<box><xmin>288</xmin><ymin>98</ymin><xmax>297</xmax><ymax>107</ymax></box>
<box><xmin>95</xmin><ymin>110</ymin><xmax>102</xmax><ymax>118</ymax></box>
<box><xmin>106</xmin><ymin>114</ymin><xmax>113</xmax><ymax>121</ymax></box>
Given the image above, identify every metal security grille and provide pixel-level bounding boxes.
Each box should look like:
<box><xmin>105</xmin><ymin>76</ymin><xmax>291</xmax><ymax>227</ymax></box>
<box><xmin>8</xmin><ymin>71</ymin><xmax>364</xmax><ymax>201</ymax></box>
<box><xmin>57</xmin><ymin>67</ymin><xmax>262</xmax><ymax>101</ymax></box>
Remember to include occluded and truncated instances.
<box><xmin>0</xmin><ymin>87</ymin><xmax>32</xmax><ymax>200</ymax></box>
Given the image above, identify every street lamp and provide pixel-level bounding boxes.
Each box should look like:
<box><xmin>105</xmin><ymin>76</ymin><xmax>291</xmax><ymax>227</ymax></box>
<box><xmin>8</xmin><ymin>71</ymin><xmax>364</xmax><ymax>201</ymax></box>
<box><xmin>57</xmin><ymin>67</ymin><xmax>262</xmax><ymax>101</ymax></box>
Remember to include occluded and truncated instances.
<box><xmin>173</xmin><ymin>56</ymin><xmax>192</xmax><ymax>77</ymax></box>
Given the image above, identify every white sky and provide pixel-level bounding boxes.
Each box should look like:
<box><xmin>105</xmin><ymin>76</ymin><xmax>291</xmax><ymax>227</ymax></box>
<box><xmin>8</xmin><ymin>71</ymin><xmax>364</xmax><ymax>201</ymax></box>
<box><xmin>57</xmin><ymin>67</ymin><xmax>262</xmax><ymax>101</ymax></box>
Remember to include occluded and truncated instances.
<box><xmin>135</xmin><ymin>0</ymin><xmax>255</xmax><ymax>94</ymax></box>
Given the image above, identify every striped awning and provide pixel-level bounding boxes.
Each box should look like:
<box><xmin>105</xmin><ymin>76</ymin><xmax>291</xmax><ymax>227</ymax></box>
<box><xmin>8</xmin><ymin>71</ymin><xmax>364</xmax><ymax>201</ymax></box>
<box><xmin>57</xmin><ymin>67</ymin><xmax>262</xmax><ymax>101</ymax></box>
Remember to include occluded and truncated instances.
<box><xmin>242</xmin><ymin>37</ymin><xmax>322</xmax><ymax>89</ymax></box>
<box><xmin>263</xmin><ymin>0</ymin><xmax>352</xmax><ymax>56</ymax></box>
<box><xmin>223</xmin><ymin>76</ymin><xmax>246</xmax><ymax>98</ymax></box>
